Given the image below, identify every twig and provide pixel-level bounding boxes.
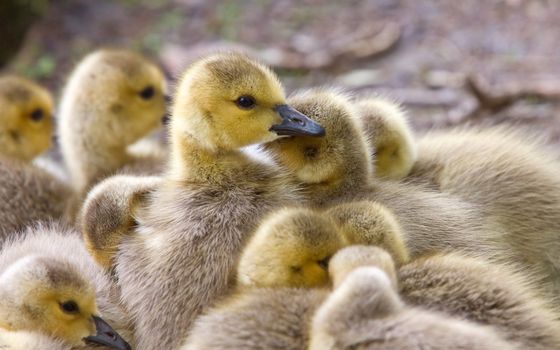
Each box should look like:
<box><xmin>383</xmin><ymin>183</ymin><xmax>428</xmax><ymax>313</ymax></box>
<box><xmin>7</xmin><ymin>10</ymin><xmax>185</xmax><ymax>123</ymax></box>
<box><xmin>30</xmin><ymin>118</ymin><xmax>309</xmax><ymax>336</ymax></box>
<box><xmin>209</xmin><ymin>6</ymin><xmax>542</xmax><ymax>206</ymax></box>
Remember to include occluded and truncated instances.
<box><xmin>444</xmin><ymin>74</ymin><xmax>560</xmax><ymax>126</ymax></box>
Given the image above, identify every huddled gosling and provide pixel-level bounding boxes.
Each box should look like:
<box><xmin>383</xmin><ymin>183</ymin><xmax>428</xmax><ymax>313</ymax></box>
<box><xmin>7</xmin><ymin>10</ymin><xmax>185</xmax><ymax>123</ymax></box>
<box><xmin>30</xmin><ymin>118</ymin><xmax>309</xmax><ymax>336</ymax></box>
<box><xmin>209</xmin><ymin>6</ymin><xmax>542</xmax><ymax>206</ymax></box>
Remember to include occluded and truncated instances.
<box><xmin>355</xmin><ymin>95</ymin><xmax>417</xmax><ymax>180</ymax></box>
<box><xmin>0</xmin><ymin>75</ymin><xmax>53</xmax><ymax>162</ymax></box>
<box><xmin>264</xmin><ymin>88</ymin><xmax>503</xmax><ymax>263</ymax></box>
<box><xmin>58</xmin><ymin>49</ymin><xmax>168</xmax><ymax>197</ymax></box>
<box><xmin>86</xmin><ymin>52</ymin><xmax>324</xmax><ymax>349</ymax></box>
<box><xmin>358</xmin><ymin>95</ymin><xmax>560</xmax><ymax>305</ymax></box>
<box><xmin>327</xmin><ymin>246</ymin><xmax>560</xmax><ymax>350</ymax></box>
<box><xmin>182</xmin><ymin>209</ymin><xmax>403</xmax><ymax>350</ymax></box>
<box><xmin>0</xmin><ymin>75</ymin><xmax>71</xmax><ymax>240</ymax></box>
<box><xmin>310</xmin><ymin>247</ymin><xmax>516</xmax><ymax>350</ymax></box>
<box><xmin>0</xmin><ymin>223</ymin><xmax>131</xmax><ymax>349</ymax></box>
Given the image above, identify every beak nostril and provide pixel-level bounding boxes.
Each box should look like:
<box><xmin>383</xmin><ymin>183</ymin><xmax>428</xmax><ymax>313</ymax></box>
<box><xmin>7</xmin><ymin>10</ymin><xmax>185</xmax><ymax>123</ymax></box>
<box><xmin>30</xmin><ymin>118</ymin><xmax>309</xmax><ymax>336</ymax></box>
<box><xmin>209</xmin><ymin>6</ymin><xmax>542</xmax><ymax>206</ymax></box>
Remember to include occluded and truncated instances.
<box><xmin>290</xmin><ymin>117</ymin><xmax>305</xmax><ymax>126</ymax></box>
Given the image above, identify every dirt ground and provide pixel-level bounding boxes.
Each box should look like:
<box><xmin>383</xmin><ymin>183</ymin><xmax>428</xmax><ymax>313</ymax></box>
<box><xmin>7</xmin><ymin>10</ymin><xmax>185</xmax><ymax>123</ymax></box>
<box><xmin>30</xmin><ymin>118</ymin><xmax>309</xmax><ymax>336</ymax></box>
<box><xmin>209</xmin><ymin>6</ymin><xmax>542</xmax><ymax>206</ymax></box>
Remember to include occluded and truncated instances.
<box><xmin>3</xmin><ymin>0</ymin><xmax>560</xmax><ymax>143</ymax></box>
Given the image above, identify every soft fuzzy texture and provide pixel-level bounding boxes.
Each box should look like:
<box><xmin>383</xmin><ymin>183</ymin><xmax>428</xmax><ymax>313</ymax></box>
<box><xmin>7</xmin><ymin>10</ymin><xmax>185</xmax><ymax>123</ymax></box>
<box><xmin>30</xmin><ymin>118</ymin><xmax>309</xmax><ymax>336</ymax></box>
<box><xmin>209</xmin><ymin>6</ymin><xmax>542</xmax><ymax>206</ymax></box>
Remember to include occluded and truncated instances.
<box><xmin>180</xmin><ymin>288</ymin><xmax>328</xmax><ymax>350</ymax></box>
<box><xmin>399</xmin><ymin>252</ymin><xmax>560</xmax><ymax>350</ymax></box>
<box><xmin>0</xmin><ymin>223</ymin><xmax>133</xmax><ymax>348</ymax></box>
<box><xmin>264</xmin><ymin>88</ymin><xmax>505</xmax><ymax>263</ymax></box>
<box><xmin>310</xmin><ymin>266</ymin><xmax>517</xmax><ymax>350</ymax></box>
<box><xmin>117</xmin><ymin>159</ymin><xmax>302</xmax><ymax>349</ymax></box>
<box><xmin>58</xmin><ymin>49</ymin><xmax>167</xmax><ymax>196</ymax></box>
<box><xmin>0</xmin><ymin>330</ymin><xmax>67</xmax><ymax>350</ymax></box>
<box><xmin>0</xmin><ymin>157</ymin><xmax>72</xmax><ymax>242</ymax></box>
<box><xmin>80</xmin><ymin>175</ymin><xmax>163</xmax><ymax>271</ymax></box>
<box><xmin>408</xmin><ymin>126</ymin><xmax>560</xmax><ymax>304</ymax></box>
<box><xmin>355</xmin><ymin>95</ymin><xmax>417</xmax><ymax>180</ymax></box>
<box><xmin>0</xmin><ymin>75</ymin><xmax>54</xmax><ymax>162</ymax></box>
<box><xmin>105</xmin><ymin>52</ymin><xmax>306</xmax><ymax>350</ymax></box>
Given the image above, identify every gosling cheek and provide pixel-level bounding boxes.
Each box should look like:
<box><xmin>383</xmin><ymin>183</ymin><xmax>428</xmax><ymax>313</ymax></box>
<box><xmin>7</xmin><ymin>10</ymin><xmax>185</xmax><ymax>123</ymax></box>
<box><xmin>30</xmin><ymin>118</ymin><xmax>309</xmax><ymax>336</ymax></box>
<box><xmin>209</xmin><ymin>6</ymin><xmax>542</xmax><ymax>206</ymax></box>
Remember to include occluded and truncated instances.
<box><xmin>302</xmin><ymin>264</ymin><xmax>330</xmax><ymax>287</ymax></box>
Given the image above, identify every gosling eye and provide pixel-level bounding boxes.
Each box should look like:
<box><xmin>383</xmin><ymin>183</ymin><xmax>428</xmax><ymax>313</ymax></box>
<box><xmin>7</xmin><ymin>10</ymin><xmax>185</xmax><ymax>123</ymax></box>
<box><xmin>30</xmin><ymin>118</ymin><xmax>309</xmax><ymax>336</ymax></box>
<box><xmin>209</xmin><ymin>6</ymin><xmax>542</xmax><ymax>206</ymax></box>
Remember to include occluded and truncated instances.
<box><xmin>290</xmin><ymin>266</ymin><xmax>302</xmax><ymax>273</ymax></box>
<box><xmin>139</xmin><ymin>86</ymin><xmax>155</xmax><ymax>100</ymax></box>
<box><xmin>317</xmin><ymin>256</ymin><xmax>331</xmax><ymax>270</ymax></box>
<box><xmin>30</xmin><ymin>108</ymin><xmax>44</xmax><ymax>122</ymax></box>
<box><xmin>235</xmin><ymin>96</ymin><xmax>256</xmax><ymax>110</ymax></box>
<box><xmin>59</xmin><ymin>300</ymin><xmax>80</xmax><ymax>314</ymax></box>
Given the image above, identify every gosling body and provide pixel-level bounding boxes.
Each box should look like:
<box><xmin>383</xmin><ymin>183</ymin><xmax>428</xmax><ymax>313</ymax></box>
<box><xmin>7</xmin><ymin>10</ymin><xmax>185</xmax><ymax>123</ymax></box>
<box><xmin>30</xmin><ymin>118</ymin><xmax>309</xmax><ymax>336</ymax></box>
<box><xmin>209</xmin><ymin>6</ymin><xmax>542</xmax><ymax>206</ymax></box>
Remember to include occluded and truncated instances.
<box><xmin>106</xmin><ymin>53</ymin><xmax>322</xmax><ymax>349</ymax></box>
<box><xmin>358</xmin><ymin>96</ymin><xmax>560</xmax><ymax>302</ymax></box>
<box><xmin>409</xmin><ymin>127</ymin><xmax>560</xmax><ymax>300</ymax></box>
<box><xmin>0</xmin><ymin>158</ymin><xmax>72</xmax><ymax>241</ymax></box>
<box><xmin>80</xmin><ymin>175</ymin><xmax>163</xmax><ymax>270</ymax></box>
<box><xmin>310</xmin><ymin>261</ymin><xmax>516</xmax><ymax>350</ymax></box>
<box><xmin>399</xmin><ymin>253</ymin><xmax>560</xmax><ymax>350</ymax></box>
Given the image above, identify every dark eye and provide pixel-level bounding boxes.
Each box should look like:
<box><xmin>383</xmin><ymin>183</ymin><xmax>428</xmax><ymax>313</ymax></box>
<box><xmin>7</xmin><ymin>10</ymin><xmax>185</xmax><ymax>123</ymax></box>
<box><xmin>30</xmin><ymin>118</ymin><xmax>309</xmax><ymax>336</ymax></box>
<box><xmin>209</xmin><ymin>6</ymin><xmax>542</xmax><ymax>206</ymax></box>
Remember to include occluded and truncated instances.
<box><xmin>30</xmin><ymin>108</ymin><xmax>44</xmax><ymax>122</ymax></box>
<box><xmin>139</xmin><ymin>86</ymin><xmax>155</xmax><ymax>100</ymax></box>
<box><xmin>290</xmin><ymin>266</ymin><xmax>302</xmax><ymax>273</ymax></box>
<box><xmin>317</xmin><ymin>256</ymin><xmax>331</xmax><ymax>270</ymax></box>
<box><xmin>59</xmin><ymin>300</ymin><xmax>80</xmax><ymax>314</ymax></box>
<box><xmin>235</xmin><ymin>96</ymin><xmax>256</xmax><ymax>110</ymax></box>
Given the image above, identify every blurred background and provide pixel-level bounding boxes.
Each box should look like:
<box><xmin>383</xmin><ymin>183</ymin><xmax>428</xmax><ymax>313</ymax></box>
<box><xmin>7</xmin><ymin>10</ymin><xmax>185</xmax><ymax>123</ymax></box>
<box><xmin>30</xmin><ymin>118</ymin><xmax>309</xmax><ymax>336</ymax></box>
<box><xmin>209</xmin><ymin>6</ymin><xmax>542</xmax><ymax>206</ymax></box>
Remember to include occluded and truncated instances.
<box><xmin>2</xmin><ymin>0</ymin><xmax>560</xmax><ymax>139</ymax></box>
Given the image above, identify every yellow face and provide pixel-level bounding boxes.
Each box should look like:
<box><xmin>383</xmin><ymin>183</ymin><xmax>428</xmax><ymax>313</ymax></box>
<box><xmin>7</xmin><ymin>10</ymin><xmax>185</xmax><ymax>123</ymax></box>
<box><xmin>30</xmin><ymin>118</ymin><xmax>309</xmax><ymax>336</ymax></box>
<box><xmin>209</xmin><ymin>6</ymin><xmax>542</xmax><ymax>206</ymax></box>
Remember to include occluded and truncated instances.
<box><xmin>265</xmin><ymin>134</ymin><xmax>342</xmax><ymax>185</ymax></box>
<box><xmin>355</xmin><ymin>98</ymin><xmax>417</xmax><ymax>180</ymax></box>
<box><xmin>264</xmin><ymin>89</ymin><xmax>356</xmax><ymax>184</ymax></box>
<box><xmin>35</xmin><ymin>287</ymin><xmax>98</xmax><ymax>345</ymax></box>
<box><xmin>172</xmin><ymin>53</ymin><xmax>289</xmax><ymax>150</ymax></box>
<box><xmin>279</xmin><ymin>247</ymin><xmax>336</xmax><ymax>288</ymax></box>
<box><xmin>238</xmin><ymin>209</ymin><xmax>345</xmax><ymax>288</ymax></box>
<box><xmin>94</xmin><ymin>51</ymin><xmax>167</xmax><ymax>146</ymax></box>
<box><xmin>0</xmin><ymin>76</ymin><xmax>53</xmax><ymax>161</ymax></box>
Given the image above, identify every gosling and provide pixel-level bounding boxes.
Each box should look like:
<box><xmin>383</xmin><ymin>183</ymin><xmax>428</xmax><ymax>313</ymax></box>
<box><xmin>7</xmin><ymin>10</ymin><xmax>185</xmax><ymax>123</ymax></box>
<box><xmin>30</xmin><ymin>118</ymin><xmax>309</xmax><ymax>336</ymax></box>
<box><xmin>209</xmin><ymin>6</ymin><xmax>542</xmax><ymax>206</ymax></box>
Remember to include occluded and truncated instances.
<box><xmin>58</xmin><ymin>49</ymin><xmax>168</xmax><ymax>197</ymax></box>
<box><xmin>92</xmin><ymin>52</ymin><xmax>324</xmax><ymax>349</ymax></box>
<box><xmin>0</xmin><ymin>76</ymin><xmax>71</xmax><ymax>240</ymax></box>
<box><xmin>0</xmin><ymin>223</ymin><xmax>131</xmax><ymax>349</ymax></box>
<box><xmin>310</xmin><ymin>248</ymin><xmax>516</xmax><ymax>350</ymax></box>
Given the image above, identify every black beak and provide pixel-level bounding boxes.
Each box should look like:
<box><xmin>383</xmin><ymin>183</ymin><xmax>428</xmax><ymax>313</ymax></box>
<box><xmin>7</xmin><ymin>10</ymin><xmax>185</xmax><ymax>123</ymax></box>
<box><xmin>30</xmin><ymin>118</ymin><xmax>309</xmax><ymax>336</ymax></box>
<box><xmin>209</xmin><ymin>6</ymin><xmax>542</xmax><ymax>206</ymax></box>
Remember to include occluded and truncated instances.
<box><xmin>270</xmin><ymin>105</ymin><xmax>326</xmax><ymax>137</ymax></box>
<box><xmin>83</xmin><ymin>315</ymin><xmax>131</xmax><ymax>350</ymax></box>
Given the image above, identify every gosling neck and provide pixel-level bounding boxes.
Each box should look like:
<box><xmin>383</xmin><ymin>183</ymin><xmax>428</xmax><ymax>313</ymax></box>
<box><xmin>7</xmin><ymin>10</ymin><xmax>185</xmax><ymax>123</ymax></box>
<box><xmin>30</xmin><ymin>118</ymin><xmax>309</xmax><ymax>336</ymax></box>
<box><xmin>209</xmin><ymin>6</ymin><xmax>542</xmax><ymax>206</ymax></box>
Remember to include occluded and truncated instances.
<box><xmin>65</xmin><ymin>132</ymin><xmax>129</xmax><ymax>194</ymax></box>
<box><xmin>306</xmin><ymin>141</ymin><xmax>373</xmax><ymax>206</ymax></box>
<box><xmin>306</xmin><ymin>164</ymin><xmax>371</xmax><ymax>206</ymax></box>
<box><xmin>169</xmin><ymin>131</ymin><xmax>248</xmax><ymax>185</ymax></box>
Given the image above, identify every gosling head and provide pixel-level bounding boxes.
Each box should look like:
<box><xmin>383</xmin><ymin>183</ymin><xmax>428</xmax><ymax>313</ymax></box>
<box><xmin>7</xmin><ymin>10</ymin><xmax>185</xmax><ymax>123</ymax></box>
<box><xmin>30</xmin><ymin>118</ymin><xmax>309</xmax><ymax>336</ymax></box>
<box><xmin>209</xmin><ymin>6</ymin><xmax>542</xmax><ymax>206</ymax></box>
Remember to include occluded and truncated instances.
<box><xmin>264</xmin><ymin>88</ymin><xmax>371</xmax><ymax>190</ymax></box>
<box><xmin>325</xmin><ymin>201</ymin><xmax>410</xmax><ymax>266</ymax></box>
<box><xmin>0</xmin><ymin>256</ymin><xmax>130</xmax><ymax>350</ymax></box>
<box><xmin>0</xmin><ymin>75</ymin><xmax>53</xmax><ymax>161</ymax></box>
<box><xmin>237</xmin><ymin>208</ymin><xmax>345</xmax><ymax>288</ymax></box>
<box><xmin>327</xmin><ymin>245</ymin><xmax>398</xmax><ymax>289</ymax></box>
<box><xmin>59</xmin><ymin>49</ymin><xmax>167</xmax><ymax>148</ymax></box>
<box><xmin>171</xmin><ymin>52</ymin><xmax>325</xmax><ymax>152</ymax></box>
<box><xmin>355</xmin><ymin>96</ymin><xmax>417</xmax><ymax>180</ymax></box>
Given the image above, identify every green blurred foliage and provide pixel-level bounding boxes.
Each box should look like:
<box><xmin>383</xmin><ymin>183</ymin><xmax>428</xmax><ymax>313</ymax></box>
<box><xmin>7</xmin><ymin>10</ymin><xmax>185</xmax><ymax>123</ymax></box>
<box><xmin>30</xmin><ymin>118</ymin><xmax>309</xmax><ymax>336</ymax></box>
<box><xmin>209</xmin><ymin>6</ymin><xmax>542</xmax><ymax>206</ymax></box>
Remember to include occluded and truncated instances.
<box><xmin>0</xmin><ymin>0</ymin><xmax>49</xmax><ymax>68</ymax></box>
